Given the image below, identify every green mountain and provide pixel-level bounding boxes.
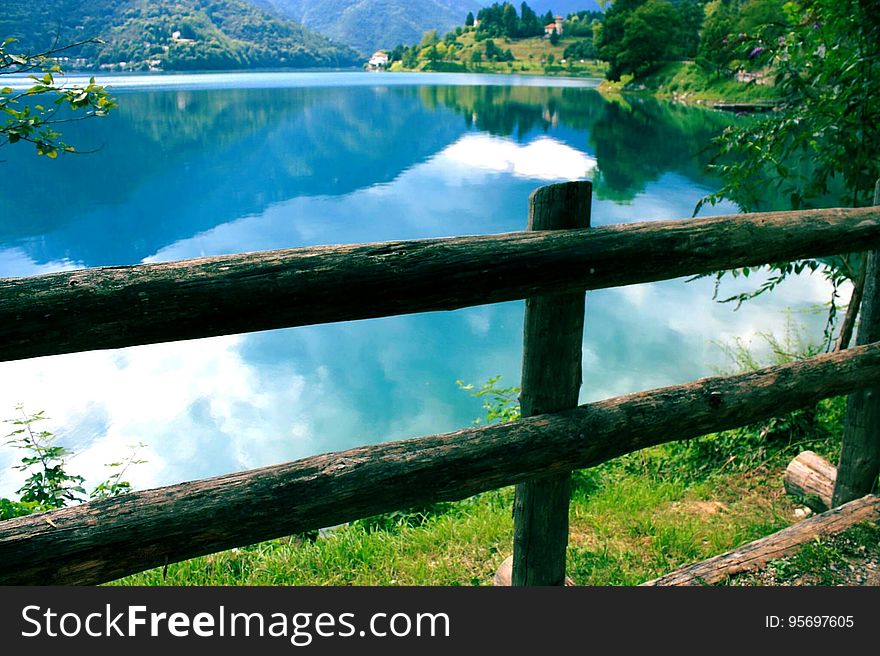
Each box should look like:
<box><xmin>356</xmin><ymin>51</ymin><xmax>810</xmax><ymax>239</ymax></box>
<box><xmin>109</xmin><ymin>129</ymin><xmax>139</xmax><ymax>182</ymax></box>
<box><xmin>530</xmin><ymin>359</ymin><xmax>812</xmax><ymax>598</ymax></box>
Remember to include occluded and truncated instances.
<box><xmin>0</xmin><ymin>0</ymin><xmax>360</xmax><ymax>70</ymax></box>
<box><xmin>253</xmin><ymin>0</ymin><xmax>484</xmax><ymax>54</ymax></box>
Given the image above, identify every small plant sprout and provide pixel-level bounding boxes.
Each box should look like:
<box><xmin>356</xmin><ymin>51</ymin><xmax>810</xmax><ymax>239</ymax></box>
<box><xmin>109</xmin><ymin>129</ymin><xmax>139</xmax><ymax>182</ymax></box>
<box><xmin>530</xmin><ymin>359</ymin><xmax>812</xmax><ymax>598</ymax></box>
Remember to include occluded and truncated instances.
<box><xmin>4</xmin><ymin>405</ymin><xmax>85</xmax><ymax>510</ymax></box>
<box><xmin>1</xmin><ymin>405</ymin><xmax>146</xmax><ymax>519</ymax></box>
<box><xmin>91</xmin><ymin>442</ymin><xmax>148</xmax><ymax>500</ymax></box>
<box><xmin>456</xmin><ymin>375</ymin><xmax>521</xmax><ymax>425</ymax></box>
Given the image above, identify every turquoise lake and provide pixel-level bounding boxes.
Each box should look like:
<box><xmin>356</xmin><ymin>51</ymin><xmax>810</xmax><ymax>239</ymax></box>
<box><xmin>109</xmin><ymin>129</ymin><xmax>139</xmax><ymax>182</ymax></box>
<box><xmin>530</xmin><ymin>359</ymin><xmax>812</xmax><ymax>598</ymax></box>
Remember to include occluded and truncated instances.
<box><xmin>0</xmin><ymin>72</ymin><xmax>835</xmax><ymax>495</ymax></box>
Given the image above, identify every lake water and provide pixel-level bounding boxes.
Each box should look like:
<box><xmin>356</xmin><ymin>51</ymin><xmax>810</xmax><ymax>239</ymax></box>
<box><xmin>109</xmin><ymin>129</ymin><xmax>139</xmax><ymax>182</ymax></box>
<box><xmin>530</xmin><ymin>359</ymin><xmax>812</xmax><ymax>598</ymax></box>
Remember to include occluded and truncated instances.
<box><xmin>0</xmin><ymin>72</ymin><xmax>834</xmax><ymax>496</ymax></box>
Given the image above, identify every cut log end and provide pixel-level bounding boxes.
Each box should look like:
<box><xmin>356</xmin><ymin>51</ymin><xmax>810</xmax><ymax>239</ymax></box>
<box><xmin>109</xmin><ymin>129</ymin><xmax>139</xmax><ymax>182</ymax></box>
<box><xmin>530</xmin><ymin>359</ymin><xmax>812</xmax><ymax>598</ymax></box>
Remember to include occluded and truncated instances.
<box><xmin>784</xmin><ymin>450</ymin><xmax>837</xmax><ymax>513</ymax></box>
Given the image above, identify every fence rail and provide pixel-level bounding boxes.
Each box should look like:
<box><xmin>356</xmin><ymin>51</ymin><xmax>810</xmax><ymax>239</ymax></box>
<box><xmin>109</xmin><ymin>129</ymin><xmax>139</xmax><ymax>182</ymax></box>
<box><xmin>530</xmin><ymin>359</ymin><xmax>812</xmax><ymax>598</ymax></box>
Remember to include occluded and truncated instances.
<box><xmin>1</xmin><ymin>342</ymin><xmax>879</xmax><ymax>585</ymax></box>
<box><xmin>0</xmin><ymin>206</ymin><xmax>878</xmax><ymax>362</ymax></box>
<box><xmin>2</xmin><ymin>182</ymin><xmax>879</xmax><ymax>586</ymax></box>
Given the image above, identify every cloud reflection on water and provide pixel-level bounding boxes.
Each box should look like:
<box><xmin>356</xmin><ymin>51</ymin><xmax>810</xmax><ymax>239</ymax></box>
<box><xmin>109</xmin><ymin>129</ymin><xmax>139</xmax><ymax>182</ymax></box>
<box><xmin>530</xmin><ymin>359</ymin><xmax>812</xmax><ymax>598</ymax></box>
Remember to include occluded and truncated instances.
<box><xmin>0</xmin><ymin>83</ymin><xmax>835</xmax><ymax>498</ymax></box>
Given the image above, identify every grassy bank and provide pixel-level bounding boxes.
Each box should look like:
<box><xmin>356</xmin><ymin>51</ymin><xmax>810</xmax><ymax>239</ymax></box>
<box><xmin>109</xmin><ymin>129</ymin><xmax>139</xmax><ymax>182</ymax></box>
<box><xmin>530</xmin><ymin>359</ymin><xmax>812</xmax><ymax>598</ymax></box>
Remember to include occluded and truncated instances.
<box><xmin>113</xmin><ymin>393</ymin><xmax>848</xmax><ymax>586</ymax></box>
<box><xmin>389</xmin><ymin>34</ymin><xmax>606</xmax><ymax>78</ymax></box>
<box><xmin>601</xmin><ymin>61</ymin><xmax>779</xmax><ymax>106</ymax></box>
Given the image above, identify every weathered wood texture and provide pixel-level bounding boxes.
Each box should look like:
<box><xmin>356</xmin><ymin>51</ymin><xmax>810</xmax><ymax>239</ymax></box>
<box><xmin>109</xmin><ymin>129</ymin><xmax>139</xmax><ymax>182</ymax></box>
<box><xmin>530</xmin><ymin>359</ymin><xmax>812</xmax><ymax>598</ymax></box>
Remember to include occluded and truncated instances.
<box><xmin>834</xmin><ymin>183</ymin><xmax>880</xmax><ymax>506</ymax></box>
<box><xmin>2</xmin><ymin>343</ymin><xmax>880</xmax><ymax>585</ymax></box>
<box><xmin>1</xmin><ymin>207</ymin><xmax>879</xmax><ymax>362</ymax></box>
<box><xmin>513</xmin><ymin>181</ymin><xmax>590</xmax><ymax>586</ymax></box>
<box><xmin>834</xmin><ymin>254</ymin><xmax>866</xmax><ymax>351</ymax></box>
<box><xmin>784</xmin><ymin>451</ymin><xmax>837</xmax><ymax>513</ymax></box>
<box><xmin>642</xmin><ymin>494</ymin><xmax>880</xmax><ymax>586</ymax></box>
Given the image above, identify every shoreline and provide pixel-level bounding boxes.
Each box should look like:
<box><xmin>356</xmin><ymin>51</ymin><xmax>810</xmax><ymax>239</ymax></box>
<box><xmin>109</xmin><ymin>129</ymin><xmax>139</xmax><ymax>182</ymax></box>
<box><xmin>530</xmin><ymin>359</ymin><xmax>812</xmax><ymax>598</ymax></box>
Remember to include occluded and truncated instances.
<box><xmin>596</xmin><ymin>62</ymin><xmax>781</xmax><ymax>111</ymax></box>
<box><xmin>0</xmin><ymin>69</ymin><xmax>601</xmax><ymax>92</ymax></box>
<box><xmin>8</xmin><ymin>63</ymin><xmax>774</xmax><ymax>110</ymax></box>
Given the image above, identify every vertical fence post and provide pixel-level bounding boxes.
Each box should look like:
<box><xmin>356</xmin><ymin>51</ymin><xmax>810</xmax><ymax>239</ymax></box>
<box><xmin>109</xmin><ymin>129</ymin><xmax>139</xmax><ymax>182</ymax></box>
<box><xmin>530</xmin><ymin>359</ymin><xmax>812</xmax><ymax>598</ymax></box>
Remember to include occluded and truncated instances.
<box><xmin>833</xmin><ymin>179</ymin><xmax>880</xmax><ymax>506</ymax></box>
<box><xmin>512</xmin><ymin>181</ymin><xmax>591</xmax><ymax>586</ymax></box>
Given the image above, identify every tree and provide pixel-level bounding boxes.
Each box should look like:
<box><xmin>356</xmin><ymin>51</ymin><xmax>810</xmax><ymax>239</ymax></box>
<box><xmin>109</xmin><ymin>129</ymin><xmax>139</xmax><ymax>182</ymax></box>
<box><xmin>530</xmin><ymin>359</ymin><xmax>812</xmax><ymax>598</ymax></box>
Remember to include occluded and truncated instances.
<box><xmin>420</xmin><ymin>30</ymin><xmax>440</xmax><ymax>49</ymax></box>
<box><xmin>502</xmin><ymin>3</ymin><xmax>519</xmax><ymax>37</ymax></box>
<box><xmin>706</xmin><ymin>0</ymin><xmax>880</xmax><ymax>508</ymax></box>
<box><xmin>700</xmin><ymin>0</ymin><xmax>880</xmax><ymax>354</ymax></box>
<box><xmin>466</xmin><ymin>11</ymin><xmax>475</xmax><ymax>27</ymax></box>
<box><xmin>1</xmin><ymin>37</ymin><xmax>115</xmax><ymax>158</ymax></box>
<box><xmin>520</xmin><ymin>2</ymin><xmax>541</xmax><ymax>37</ymax></box>
<box><xmin>485</xmin><ymin>39</ymin><xmax>501</xmax><ymax>61</ymax></box>
<box><xmin>603</xmin><ymin>0</ymin><xmax>681</xmax><ymax>80</ymax></box>
<box><xmin>675</xmin><ymin>0</ymin><xmax>705</xmax><ymax>59</ymax></box>
<box><xmin>403</xmin><ymin>47</ymin><xmax>419</xmax><ymax>69</ymax></box>
<box><xmin>564</xmin><ymin>38</ymin><xmax>597</xmax><ymax>60</ymax></box>
<box><xmin>389</xmin><ymin>44</ymin><xmax>405</xmax><ymax>63</ymax></box>
<box><xmin>425</xmin><ymin>44</ymin><xmax>441</xmax><ymax>64</ymax></box>
<box><xmin>549</xmin><ymin>28</ymin><xmax>560</xmax><ymax>45</ymax></box>
<box><xmin>566</xmin><ymin>11</ymin><xmax>604</xmax><ymax>37</ymax></box>
<box><xmin>703</xmin><ymin>0</ymin><xmax>880</xmax><ymax>213</ymax></box>
<box><xmin>696</xmin><ymin>1</ymin><xmax>736</xmax><ymax>76</ymax></box>
<box><xmin>596</xmin><ymin>0</ymin><xmax>646</xmax><ymax>80</ymax></box>
<box><xmin>736</xmin><ymin>0</ymin><xmax>788</xmax><ymax>43</ymax></box>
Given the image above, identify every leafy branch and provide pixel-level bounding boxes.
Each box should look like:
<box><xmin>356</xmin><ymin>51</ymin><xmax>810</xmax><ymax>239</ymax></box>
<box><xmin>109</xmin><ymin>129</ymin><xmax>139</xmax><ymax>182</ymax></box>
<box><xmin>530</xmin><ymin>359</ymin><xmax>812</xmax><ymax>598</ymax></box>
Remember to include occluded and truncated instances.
<box><xmin>457</xmin><ymin>375</ymin><xmax>521</xmax><ymax>425</ymax></box>
<box><xmin>695</xmin><ymin>0</ymin><xmax>880</xmax><ymax>346</ymax></box>
<box><xmin>1</xmin><ymin>36</ymin><xmax>116</xmax><ymax>158</ymax></box>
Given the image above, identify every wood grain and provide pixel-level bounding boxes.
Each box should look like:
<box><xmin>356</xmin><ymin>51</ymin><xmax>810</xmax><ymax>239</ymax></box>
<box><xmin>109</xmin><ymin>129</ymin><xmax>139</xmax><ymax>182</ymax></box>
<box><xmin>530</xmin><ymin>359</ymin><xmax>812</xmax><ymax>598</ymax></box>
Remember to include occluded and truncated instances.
<box><xmin>834</xmin><ymin>182</ymin><xmax>880</xmax><ymax>506</ymax></box>
<box><xmin>2</xmin><ymin>342</ymin><xmax>880</xmax><ymax>585</ymax></box>
<box><xmin>1</xmin><ymin>207</ymin><xmax>879</xmax><ymax>361</ymax></box>
<box><xmin>513</xmin><ymin>181</ymin><xmax>590</xmax><ymax>586</ymax></box>
<box><xmin>784</xmin><ymin>451</ymin><xmax>837</xmax><ymax>512</ymax></box>
<box><xmin>642</xmin><ymin>495</ymin><xmax>880</xmax><ymax>586</ymax></box>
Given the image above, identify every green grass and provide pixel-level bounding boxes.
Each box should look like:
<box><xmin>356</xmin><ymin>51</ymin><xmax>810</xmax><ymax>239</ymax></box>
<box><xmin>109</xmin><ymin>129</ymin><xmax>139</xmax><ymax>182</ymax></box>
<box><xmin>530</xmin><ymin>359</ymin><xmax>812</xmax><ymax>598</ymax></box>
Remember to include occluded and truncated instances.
<box><xmin>113</xmin><ymin>396</ymin><xmax>845</xmax><ymax>586</ymax></box>
<box><xmin>115</xmin><ymin>491</ymin><xmax>516</xmax><ymax>586</ymax></box>
<box><xmin>619</xmin><ymin>61</ymin><xmax>780</xmax><ymax>104</ymax></box>
<box><xmin>391</xmin><ymin>33</ymin><xmax>606</xmax><ymax>78</ymax></box>
<box><xmin>106</xmin><ymin>331</ymin><xmax>860</xmax><ymax>587</ymax></box>
<box><xmin>110</xmin><ymin>463</ymin><xmax>796</xmax><ymax>586</ymax></box>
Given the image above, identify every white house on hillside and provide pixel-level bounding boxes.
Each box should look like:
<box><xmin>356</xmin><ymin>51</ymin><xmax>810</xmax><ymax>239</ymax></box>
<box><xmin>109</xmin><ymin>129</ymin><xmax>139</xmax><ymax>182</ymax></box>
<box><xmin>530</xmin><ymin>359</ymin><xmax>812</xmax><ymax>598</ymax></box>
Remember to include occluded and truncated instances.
<box><xmin>368</xmin><ymin>51</ymin><xmax>389</xmax><ymax>69</ymax></box>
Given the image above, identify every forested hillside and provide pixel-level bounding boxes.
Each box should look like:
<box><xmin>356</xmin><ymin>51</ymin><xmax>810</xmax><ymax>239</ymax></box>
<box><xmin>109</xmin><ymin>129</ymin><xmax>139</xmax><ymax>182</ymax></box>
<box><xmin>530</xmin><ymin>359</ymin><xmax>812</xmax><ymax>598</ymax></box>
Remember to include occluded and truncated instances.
<box><xmin>252</xmin><ymin>0</ymin><xmax>484</xmax><ymax>54</ymax></box>
<box><xmin>253</xmin><ymin>1</ymin><xmax>602</xmax><ymax>55</ymax></box>
<box><xmin>0</xmin><ymin>0</ymin><xmax>360</xmax><ymax>70</ymax></box>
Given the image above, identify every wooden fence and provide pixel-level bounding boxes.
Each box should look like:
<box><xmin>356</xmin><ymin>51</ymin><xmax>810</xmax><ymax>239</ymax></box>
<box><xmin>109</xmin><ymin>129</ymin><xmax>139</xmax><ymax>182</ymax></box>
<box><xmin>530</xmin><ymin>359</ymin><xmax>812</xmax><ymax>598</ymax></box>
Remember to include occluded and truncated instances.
<box><xmin>1</xmin><ymin>180</ymin><xmax>879</xmax><ymax>586</ymax></box>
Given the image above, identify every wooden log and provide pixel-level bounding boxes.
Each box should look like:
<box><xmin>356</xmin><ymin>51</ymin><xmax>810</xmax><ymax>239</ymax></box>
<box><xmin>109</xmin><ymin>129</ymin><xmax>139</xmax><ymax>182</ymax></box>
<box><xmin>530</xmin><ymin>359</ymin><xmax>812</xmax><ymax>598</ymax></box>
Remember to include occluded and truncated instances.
<box><xmin>834</xmin><ymin>254</ymin><xmax>866</xmax><ymax>351</ymax></box>
<box><xmin>835</xmin><ymin>182</ymin><xmax>880</xmax><ymax>506</ymax></box>
<box><xmin>783</xmin><ymin>451</ymin><xmax>836</xmax><ymax>513</ymax></box>
<box><xmin>0</xmin><ymin>207</ymin><xmax>879</xmax><ymax>362</ymax></box>
<box><xmin>513</xmin><ymin>181</ymin><xmax>590</xmax><ymax>586</ymax></box>
<box><xmin>641</xmin><ymin>494</ymin><xmax>880</xmax><ymax>586</ymax></box>
<box><xmin>1</xmin><ymin>343</ymin><xmax>880</xmax><ymax>585</ymax></box>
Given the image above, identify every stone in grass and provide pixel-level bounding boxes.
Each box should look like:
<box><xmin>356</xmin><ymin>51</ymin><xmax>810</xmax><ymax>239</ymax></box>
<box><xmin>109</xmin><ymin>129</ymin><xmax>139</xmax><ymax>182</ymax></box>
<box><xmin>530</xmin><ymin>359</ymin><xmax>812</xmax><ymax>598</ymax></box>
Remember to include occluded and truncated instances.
<box><xmin>493</xmin><ymin>556</ymin><xmax>575</xmax><ymax>586</ymax></box>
